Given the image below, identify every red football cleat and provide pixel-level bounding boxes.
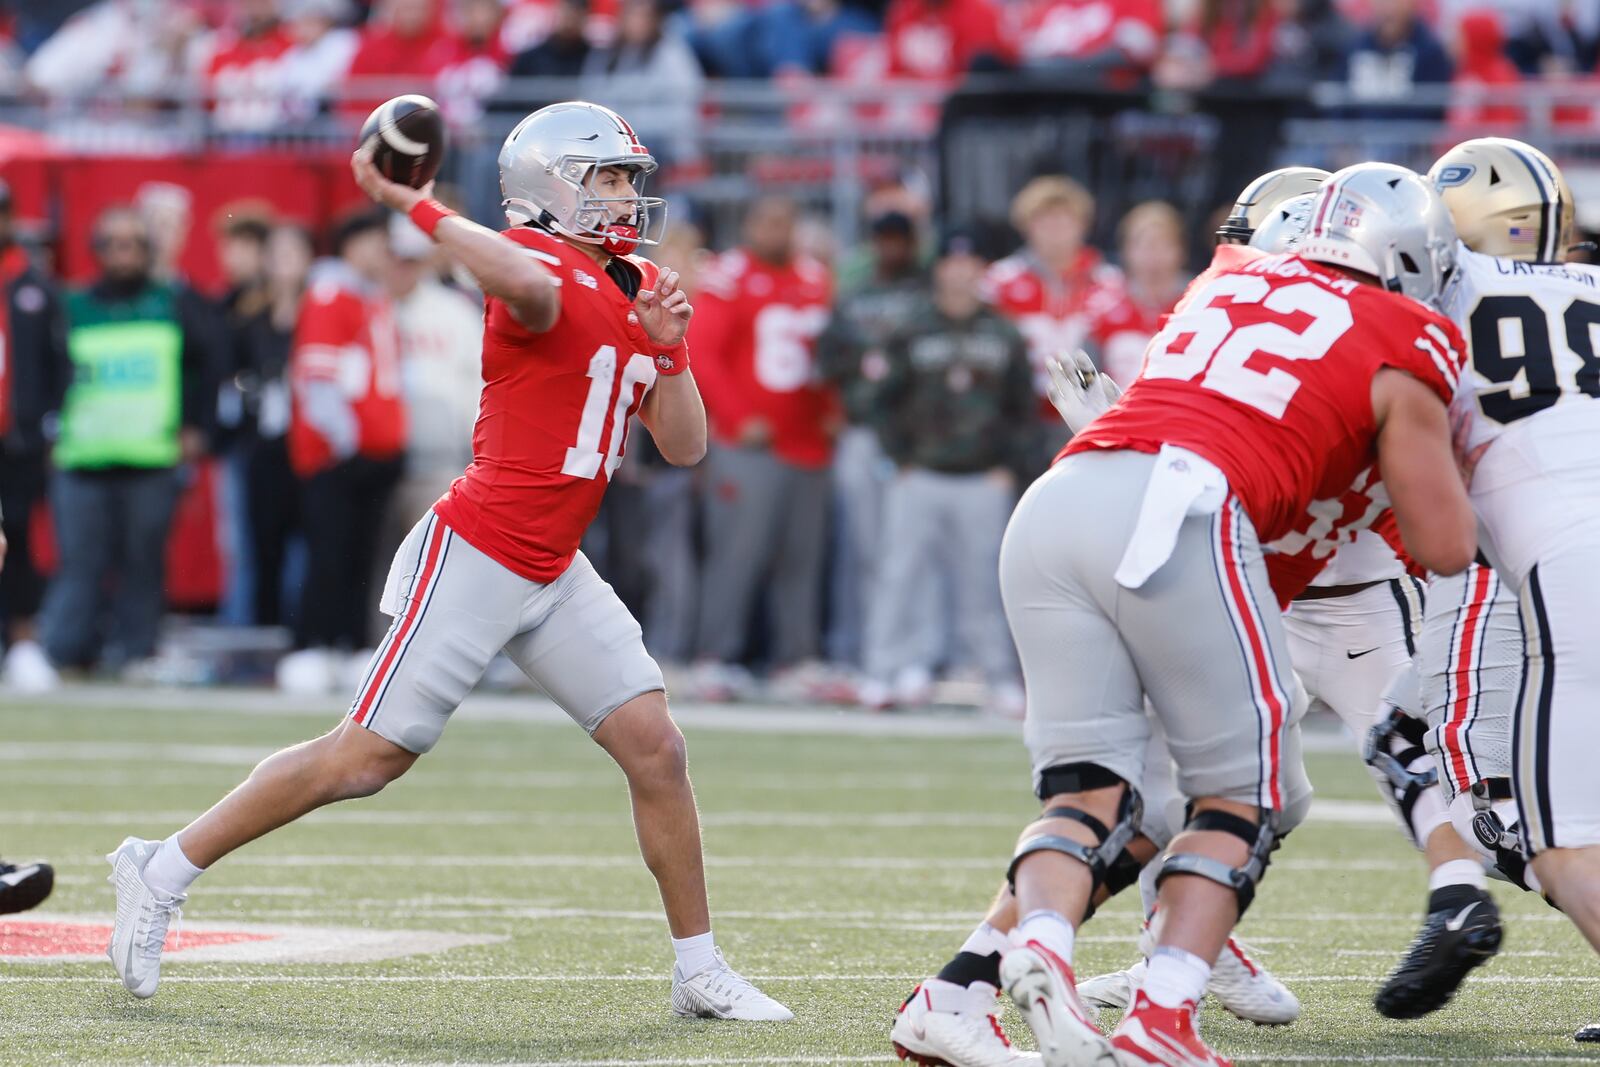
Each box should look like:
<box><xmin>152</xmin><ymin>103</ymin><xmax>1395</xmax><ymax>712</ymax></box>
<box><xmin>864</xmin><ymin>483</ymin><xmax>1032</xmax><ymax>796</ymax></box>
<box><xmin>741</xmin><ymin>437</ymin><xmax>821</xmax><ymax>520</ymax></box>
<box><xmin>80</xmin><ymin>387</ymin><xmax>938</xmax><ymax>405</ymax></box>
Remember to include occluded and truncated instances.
<box><xmin>1111</xmin><ymin>991</ymin><xmax>1231</xmax><ymax>1066</ymax></box>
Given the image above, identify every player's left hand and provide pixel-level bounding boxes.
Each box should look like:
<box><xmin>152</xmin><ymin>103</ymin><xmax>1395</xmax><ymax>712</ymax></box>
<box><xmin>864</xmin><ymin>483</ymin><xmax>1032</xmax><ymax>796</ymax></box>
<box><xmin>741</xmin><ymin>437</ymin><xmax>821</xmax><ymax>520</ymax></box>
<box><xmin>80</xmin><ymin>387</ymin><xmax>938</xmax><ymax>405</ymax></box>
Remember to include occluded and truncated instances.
<box><xmin>634</xmin><ymin>270</ymin><xmax>692</xmax><ymax>347</ymax></box>
<box><xmin>350</xmin><ymin>144</ymin><xmax>433</xmax><ymax>214</ymax></box>
<box><xmin>1047</xmin><ymin>349</ymin><xmax>1121</xmax><ymax>434</ymax></box>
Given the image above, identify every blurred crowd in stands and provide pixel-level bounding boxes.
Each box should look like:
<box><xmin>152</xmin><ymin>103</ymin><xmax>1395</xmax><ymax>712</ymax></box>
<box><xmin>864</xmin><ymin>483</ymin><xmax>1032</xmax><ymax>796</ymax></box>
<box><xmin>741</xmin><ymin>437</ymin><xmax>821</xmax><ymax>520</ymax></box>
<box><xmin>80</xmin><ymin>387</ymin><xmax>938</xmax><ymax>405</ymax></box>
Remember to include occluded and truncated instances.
<box><xmin>0</xmin><ymin>162</ymin><xmax>1216</xmax><ymax>714</ymax></box>
<box><xmin>0</xmin><ymin>0</ymin><xmax>1594</xmax><ymax>133</ymax></box>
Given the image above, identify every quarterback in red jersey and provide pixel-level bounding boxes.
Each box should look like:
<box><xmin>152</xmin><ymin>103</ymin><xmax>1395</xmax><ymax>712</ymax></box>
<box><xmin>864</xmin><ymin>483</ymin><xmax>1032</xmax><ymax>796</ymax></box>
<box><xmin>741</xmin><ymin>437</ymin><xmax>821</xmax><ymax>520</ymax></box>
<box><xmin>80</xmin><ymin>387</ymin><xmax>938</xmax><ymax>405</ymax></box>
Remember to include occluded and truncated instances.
<box><xmin>104</xmin><ymin>101</ymin><xmax>793</xmax><ymax>1023</ymax></box>
<box><xmin>991</xmin><ymin>164</ymin><xmax>1477</xmax><ymax>1067</ymax></box>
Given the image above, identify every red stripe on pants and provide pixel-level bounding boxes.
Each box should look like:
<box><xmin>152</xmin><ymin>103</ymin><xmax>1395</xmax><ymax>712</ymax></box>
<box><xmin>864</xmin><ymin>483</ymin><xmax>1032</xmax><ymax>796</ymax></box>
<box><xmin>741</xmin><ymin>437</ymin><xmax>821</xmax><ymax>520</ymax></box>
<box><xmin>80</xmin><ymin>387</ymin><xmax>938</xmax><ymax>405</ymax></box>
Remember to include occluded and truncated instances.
<box><xmin>352</xmin><ymin>520</ymin><xmax>447</xmax><ymax>725</ymax></box>
<box><xmin>1444</xmin><ymin>565</ymin><xmax>1493</xmax><ymax>792</ymax></box>
<box><xmin>1220</xmin><ymin>502</ymin><xmax>1284</xmax><ymax>809</ymax></box>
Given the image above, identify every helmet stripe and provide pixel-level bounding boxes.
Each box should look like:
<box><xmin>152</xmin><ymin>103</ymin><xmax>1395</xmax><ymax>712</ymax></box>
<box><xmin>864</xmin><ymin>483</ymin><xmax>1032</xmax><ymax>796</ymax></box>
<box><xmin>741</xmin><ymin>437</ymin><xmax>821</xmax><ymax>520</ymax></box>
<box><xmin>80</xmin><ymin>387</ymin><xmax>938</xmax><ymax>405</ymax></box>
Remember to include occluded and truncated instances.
<box><xmin>1310</xmin><ymin>172</ymin><xmax>1346</xmax><ymax>239</ymax></box>
<box><xmin>1503</xmin><ymin>143</ymin><xmax>1558</xmax><ymax>263</ymax></box>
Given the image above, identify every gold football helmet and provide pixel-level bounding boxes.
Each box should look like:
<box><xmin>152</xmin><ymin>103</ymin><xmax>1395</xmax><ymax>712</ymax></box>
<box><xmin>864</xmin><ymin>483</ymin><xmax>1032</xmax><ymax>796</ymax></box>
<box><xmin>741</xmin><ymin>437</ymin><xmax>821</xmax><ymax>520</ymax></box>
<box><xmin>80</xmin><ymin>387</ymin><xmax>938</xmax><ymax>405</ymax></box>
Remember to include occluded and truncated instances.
<box><xmin>1216</xmin><ymin>166</ymin><xmax>1332</xmax><ymax>245</ymax></box>
<box><xmin>1428</xmin><ymin>137</ymin><xmax>1573</xmax><ymax>264</ymax></box>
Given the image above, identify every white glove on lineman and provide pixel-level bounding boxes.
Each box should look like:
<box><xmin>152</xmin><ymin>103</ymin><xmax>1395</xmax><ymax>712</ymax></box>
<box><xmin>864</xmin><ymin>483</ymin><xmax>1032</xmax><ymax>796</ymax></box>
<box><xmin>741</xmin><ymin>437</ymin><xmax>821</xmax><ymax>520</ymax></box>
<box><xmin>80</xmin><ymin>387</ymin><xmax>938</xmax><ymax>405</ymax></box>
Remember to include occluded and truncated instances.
<box><xmin>1047</xmin><ymin>349</ymin><xmax>1122</xmax><ymax>434</ymax></box>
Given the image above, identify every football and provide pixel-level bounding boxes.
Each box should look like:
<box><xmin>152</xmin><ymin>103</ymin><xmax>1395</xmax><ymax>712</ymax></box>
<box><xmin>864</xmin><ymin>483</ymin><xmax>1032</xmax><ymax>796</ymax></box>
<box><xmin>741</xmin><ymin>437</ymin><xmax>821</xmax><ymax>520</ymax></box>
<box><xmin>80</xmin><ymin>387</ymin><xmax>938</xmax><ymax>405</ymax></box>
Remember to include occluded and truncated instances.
<box><xmin>359</xmin><ymin>94</ymin><xmax>446</xmax><ymax>189</ymax></box>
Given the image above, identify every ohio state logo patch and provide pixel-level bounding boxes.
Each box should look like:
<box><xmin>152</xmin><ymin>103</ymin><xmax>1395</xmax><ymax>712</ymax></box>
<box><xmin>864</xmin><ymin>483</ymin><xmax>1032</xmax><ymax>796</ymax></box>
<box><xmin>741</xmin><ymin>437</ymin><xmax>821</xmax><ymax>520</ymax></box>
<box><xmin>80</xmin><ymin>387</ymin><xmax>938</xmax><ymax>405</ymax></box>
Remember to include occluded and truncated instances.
<box><xmin>655</xmin><ymin>353</ymin><xmax>676</xmax><ymax>372</ymax></box>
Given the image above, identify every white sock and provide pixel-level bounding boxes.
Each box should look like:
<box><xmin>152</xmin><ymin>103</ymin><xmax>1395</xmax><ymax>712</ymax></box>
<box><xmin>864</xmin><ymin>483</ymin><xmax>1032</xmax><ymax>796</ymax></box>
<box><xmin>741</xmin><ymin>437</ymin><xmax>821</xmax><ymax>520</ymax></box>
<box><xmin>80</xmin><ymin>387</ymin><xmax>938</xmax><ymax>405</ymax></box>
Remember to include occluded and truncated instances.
<box><xmin>1429</xmin><ymin>857</ymin><xmax>1488</xmax><ymax>892</ymax></box>
<box><xmin>959</xmin><ymin>921</ymin><xmax>1011</xmax><ymax>959</ymax></box>
<box><xmin>1141</xmin><ymin>945</ymin><xmax>1211</xmax><ymax>1009</ymax></box>
<box><xmin>142</xmin><ymin>834</ymin><xmax>204</xmax><ymax>897</ymax></box>
<box><xmin>672</xmin><ymin>931</ymin><xmax>719</xmax><ymax>979</ymax></box>
<box><xmin>1015</xmin><ymin>910</ymin><xmax>1075</xmax><ymax>964</ymax></box>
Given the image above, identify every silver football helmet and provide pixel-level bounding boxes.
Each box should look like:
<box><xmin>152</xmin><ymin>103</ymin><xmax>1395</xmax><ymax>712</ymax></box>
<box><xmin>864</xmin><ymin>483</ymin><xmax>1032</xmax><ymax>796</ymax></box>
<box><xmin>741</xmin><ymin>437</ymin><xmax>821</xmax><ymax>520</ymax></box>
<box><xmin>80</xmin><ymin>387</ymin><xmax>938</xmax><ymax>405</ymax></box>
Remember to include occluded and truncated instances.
<box><xmin>1296</xmin><ymin>163</ymin><xmax>1458</xmax><ymax>307</ymax></box>
<box><xmin>498</xmin><ymin>101</ymin><xmax>667</xmax><ymax>253</ymax></box>
<box><xmin>1216</xmin><ymin>166</ymin><xmax>1331</xmax><ymax>245</ymax></box>
<box><xmin>1248</xmin><ymin>192</ymin><xmax>1316</xmax><ymax>254</ymax></box>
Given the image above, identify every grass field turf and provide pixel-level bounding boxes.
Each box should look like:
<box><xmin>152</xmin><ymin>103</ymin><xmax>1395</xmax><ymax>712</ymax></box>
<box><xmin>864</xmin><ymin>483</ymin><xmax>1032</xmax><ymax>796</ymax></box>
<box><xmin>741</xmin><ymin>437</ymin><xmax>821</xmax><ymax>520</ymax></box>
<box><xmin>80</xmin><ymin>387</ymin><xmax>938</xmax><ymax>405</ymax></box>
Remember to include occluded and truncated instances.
<box><xmin>3</xmin><ymin>694</ymin><xmax>1598</xmax><ymax>1065</ymax></box>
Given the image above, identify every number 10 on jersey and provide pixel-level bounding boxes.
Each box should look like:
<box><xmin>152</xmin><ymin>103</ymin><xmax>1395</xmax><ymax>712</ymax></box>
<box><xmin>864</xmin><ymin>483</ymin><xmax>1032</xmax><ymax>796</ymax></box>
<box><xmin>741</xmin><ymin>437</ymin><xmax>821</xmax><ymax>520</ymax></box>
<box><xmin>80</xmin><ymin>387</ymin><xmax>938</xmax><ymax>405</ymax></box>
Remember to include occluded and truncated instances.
<box><xmin>563</xmin><ymin>345</ymin><xmax>658</xmax><ymax>480</ymax></box>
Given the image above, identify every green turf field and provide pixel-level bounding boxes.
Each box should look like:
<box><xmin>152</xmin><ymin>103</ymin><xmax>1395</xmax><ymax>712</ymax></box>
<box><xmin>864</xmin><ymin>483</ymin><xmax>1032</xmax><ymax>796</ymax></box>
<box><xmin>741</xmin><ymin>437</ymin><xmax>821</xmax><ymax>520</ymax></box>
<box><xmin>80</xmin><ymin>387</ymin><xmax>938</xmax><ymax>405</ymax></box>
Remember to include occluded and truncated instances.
<box><xmin>2</xmin><ymin>694</ymin><xmax>1596</xmax><ymax>1065</ymax></box>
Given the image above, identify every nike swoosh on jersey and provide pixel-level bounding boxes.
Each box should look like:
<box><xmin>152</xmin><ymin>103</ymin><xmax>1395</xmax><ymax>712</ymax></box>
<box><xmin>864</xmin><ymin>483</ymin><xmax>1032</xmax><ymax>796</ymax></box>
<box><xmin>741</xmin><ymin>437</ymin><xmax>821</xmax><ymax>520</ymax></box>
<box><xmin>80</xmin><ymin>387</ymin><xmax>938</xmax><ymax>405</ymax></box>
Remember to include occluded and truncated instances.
<box><xmin>1347</xmin><ymin>648</ymin><xmax>1379</xmax><ymax>659</ymax></box>
<box><xmin>1445</xmin><ymin>901</ymin><xmax>1482</xmax><ymax>932</ymax></box>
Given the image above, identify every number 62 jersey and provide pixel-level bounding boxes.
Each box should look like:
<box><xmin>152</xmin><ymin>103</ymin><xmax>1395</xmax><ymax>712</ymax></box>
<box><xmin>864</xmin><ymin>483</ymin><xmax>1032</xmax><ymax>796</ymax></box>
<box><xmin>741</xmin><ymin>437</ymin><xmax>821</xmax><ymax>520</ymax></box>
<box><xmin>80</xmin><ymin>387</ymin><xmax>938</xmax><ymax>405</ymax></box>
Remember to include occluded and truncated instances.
<box><xmin>1444</xmin><ymin>245</ymin><xmax>1600</xmax><ymax>583</ymax></box>
<box><xmin>432</xmin><ymin>226</ymin><xmax>675</xmax><ymax>584</ymax></box>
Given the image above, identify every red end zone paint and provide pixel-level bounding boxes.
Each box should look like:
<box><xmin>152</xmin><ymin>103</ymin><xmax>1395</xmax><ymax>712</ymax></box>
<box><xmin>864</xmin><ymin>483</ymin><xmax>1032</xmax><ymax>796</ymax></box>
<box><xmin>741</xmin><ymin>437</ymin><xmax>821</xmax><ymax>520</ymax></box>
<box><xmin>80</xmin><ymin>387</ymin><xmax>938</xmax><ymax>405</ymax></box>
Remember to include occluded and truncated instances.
<box><xmin>0</xmin><ymin>920</ymin><xmax>273</xmax><ymax>958</ymax></box>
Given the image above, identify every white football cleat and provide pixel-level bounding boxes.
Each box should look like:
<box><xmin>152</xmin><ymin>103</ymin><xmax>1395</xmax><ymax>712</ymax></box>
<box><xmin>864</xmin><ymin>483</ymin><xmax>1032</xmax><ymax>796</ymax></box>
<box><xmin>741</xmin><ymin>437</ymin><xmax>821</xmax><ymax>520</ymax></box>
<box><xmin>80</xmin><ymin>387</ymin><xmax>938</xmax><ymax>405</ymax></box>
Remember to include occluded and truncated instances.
<box><xmin>892</xmin><ymin>978</ymin><xmax>1041</xmax><ymax>1066</ymax></box>
<box><xmin>1133</xmin><ymin>925</ymin><xmax>1296</xmax><ymax>1027</ymax></box>
<box><xmin>671</xmin><ymin>950</ymin><xmax>794</xmax><ymax>1021</ymax></box>
<box><xmin>1078</xmin><ymin>958</ymin><xmax>1146</xmax><ymax>1023</ymax></box>
<box><xmin>2</xmin><ymin>639</ymin><xmax>59</xmax><ymax>693</ymax></box>
<box><xmin>1206</xmin><ymin>936</ymin><xmax>1299</xmax><ymax>1025</ymax></box>
<box><xmin>105</xmin><ymin>836</ymin><xmax>184</xmax><ymax>999</ymax></box>
<box><xmin>1001</xmin><ymin>942</ymin><xmax>1116</xmax><ymax>1067</ymax></box>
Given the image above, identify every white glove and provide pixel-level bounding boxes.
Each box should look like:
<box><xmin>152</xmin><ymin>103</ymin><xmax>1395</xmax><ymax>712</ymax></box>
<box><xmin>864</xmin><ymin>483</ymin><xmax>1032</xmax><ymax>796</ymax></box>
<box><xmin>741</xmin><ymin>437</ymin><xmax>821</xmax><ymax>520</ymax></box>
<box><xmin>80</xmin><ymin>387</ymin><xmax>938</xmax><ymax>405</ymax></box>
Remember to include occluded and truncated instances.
<box><xmin>1047</xmin><ymin>349</ymin><xmax>1122</xmax><ymax>434</ymax></box>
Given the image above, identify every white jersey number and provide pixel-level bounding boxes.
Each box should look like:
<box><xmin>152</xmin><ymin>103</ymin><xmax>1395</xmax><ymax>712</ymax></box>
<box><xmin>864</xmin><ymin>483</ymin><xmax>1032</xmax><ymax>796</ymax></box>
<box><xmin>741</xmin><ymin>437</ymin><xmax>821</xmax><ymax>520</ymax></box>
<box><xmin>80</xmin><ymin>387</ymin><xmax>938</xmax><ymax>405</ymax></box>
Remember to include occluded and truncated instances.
<box><xmin>562</xmin><ymin>345</ymin><xmax>658</xmax><ymax>480</ymax></box>
<box><xmin>753</xmin><ymin>304</ymin><xmax>828</xmax><ymax>393</ymax></box>
<box><xmin>1143</xmin><ymin>277</ymin><xmax>1353</xmax><ymax>418</ymax></box>
<box><xmin>1467</xmin><ymin>293</ymin><xmax>1600</xmax><ymax>424</ymax></box>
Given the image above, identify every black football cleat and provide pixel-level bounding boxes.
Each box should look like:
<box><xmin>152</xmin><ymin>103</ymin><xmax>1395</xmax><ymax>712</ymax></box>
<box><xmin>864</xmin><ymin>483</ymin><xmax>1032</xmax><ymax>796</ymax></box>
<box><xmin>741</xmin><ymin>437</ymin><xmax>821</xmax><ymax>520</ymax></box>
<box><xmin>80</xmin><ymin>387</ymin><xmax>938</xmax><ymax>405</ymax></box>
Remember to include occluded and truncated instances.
<box><xmin>0</xmin><ymin>859</ymin><xmax>54</xmax><ymax>915</ymax></box>
<box><xmin>1375</xmin><ymin>885</ymin><xmax>1502</xmax><ymax>1019</ymax></box>
<box><xmin>1575</xmin><ymin>1024</ymin><xmax>1600</xmax><ymax>1043</ymax></box>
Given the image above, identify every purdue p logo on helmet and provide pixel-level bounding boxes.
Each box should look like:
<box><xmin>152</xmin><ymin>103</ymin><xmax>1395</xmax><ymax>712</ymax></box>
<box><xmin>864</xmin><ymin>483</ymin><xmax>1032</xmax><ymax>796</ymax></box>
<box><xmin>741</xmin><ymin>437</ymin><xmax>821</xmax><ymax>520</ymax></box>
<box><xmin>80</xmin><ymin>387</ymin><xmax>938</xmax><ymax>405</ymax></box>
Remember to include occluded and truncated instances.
<box><xmin>498</xmin><ymin>101</ymin><xmax>669</xmax><ymax>253</ymax></box>
<box><xmin>1428</xmin><ymin>137</ymin><xmax>1574</xmax><ymax>264</ymax></box>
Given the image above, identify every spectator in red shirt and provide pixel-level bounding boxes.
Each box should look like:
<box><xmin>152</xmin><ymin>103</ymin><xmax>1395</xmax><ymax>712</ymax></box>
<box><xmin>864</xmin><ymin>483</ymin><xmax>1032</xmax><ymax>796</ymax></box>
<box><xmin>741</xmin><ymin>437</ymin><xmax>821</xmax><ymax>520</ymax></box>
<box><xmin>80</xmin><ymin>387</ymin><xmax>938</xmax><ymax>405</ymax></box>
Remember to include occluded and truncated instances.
<box><xmin>689</xmin><ymin>196</ymin><xmax>836</xmax><ymax>698</ymax></box>
<box><xmin>1014</xmin><ymin>0</ymin><xmax>1163</xmax><ymax>86</ymax></box>
<box><xmin>283</xmin><ymin>211</ymin><xmax>405</xmax><ymax>688</ymax></box>
<box><xmin>342</xmin><ymin>0</ymin><xmax>452</xmax><ymax>114</ymax></box>
<box><xmin>1448</xmin><ymin>9</ymin><xmax>1525</xmax><ymax>127</ymax></box>
<box><xmin>1084</xmin><ymin>199</ymin><xmax>1189</xmax><ymax>388</ymax></box>
<box><xmin>884</xmin><ymin>0</ymin><xmax>1012</xmax><ymax>82</ymax></box>
<box><xmin>433</xmin><ymin>0</ymin><xmax>510</xmax><ymax>125</ymax></box>
<box><xmin>204</xmin><ymin>0</ymin><xmax>298</xmax><ymax>131</ymax></box>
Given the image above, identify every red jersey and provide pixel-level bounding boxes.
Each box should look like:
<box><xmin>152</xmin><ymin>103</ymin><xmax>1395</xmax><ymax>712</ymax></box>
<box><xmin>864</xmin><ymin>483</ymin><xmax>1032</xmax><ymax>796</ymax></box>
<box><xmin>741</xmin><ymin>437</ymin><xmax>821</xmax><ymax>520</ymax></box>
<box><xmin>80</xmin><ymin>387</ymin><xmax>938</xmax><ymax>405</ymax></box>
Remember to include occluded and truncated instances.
<box><xmin>1064</xmin><ymin>251</ymin><xmax>1465</xmax><ymax>602</ymax></box>
<box><xmin>432</xmin><ymin>228</ymin><xmax>669</xmax><ymax>583</ymax></box>
<box><xmin>691</xmin><ymin>249</ymin><xmax>836</xmax><ymax>468</ymax></box>
<box><xmin>341</xmin><ymin>21</ymin><xmax>458</xmax><ymax>115</ymax></box>
<box><xmin>288</xmin><ymin>265</ymin><xmax>406</xmax><ymax>477</ymax></box>
<box><xmin>1013</xmin><ymin>0</ymin><xmax>1162</xmax><ymax>84</ymax></box>
<box><xmin>205</xmin><ymin>25</ymin><xmax>295</xmax><ymax>130</ymax></box>
<box><xmin>884</xmin><ymin>0</ymin><xmax>1012</xmax><ymax>81</ymax></box>
<box><xmin>1083</xmin><ymin>275</ymin><xmax>1183</xmax><ymax>388</ymax></box>
<box><xmin>985</xmin><ymin>246</ymin><xmax>1116</xmax><ymax>406</ymax></box>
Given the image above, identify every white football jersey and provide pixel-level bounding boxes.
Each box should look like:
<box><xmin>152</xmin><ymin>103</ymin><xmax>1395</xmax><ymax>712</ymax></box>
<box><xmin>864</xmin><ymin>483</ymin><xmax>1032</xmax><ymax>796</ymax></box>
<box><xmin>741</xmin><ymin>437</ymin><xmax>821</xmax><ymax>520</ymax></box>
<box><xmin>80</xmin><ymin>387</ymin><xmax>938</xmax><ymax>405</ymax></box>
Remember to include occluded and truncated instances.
<box><xmin>1442</xmin><ymin>244</ymin><xmax>1600</xmax><ymax>582</ymax></box>
<box><xmin>1444</xmin><ymin>245</ymin><xmax>1600</xmax><ymax>465</ymax></box>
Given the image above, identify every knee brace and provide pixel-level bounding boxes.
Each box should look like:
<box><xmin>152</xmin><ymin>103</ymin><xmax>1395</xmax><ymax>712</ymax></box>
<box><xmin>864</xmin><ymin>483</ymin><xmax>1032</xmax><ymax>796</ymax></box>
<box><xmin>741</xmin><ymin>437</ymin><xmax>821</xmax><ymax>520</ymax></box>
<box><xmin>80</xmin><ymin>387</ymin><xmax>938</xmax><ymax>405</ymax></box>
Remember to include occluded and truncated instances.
<box><xmin>1364</xmin><ymin>707</ymin><xmax>1441</xmax><ymax>847</ymax></box>
<box><xmin>1469</xmin><ymin>778</ymin><xmax>1539</xmax><ymax>895</ymax></box>
<box><xmin>1155</xmin><ymin>807</ymin><xmax>1280</xmax><ymax>916</ymax></box>
<box><xmin>1009</xmin><ymin>763</ymin><xmax>1145</xmax><ymax>902</ymax></box>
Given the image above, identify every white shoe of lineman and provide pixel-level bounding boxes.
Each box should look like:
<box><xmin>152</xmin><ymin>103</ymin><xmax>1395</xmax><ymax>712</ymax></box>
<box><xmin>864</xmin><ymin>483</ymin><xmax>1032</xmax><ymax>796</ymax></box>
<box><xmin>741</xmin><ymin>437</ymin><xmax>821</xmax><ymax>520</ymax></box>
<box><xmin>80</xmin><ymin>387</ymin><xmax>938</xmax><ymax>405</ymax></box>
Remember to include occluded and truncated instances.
<box><xmin>1085</xmin><ymin>928</ymin><xmax>1298</xmax><ymax>1027</ymax></box>
<box><xmin>892</xmin><ymin>978</ymin><xmax>1042</xmax><ymax>1066</ymax></box>
<box><xmin>105</xmin><ymin>837</ymin><xmax>185</xmax><ymax>999</ymax></box>
<box><xmin>1079</xmin><ymin>958</ymin><xmax>1147</xmax><ymax>1023</ymax></box>
<box><xmin>671</xmin><ymin>949</ymin><xmax>794</xmax><ymax>1021</ymax></box>
<box><xmin>1001</xmin><ymin>942</ymin><xmax>1117</xmax><ymax>1067</ymax></box>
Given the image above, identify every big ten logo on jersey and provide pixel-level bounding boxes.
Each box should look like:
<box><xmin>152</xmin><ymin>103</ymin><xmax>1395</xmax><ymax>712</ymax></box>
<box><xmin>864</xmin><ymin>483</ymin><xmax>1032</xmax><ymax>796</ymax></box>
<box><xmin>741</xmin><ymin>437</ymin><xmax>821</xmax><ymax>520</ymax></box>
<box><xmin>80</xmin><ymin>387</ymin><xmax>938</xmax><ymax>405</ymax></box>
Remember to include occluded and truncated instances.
<box><xmin>1143</xmin><ymin>270</ymin><xmax>1353</xmax><ymax>418</ymax></box>
<box><xmin>561</xmin><ymin>344</ymin><xmax>658</xmax><ymax>480</ymax></box>
<box><xmin>1466</xmin><ymin>285</ymin><xmax>1600</xmax><ymax>425</ymax></box>
<box><xmin>753</xmin><ymin>304</ymin><xmax>828</xmax><ymax>392</ymax></box>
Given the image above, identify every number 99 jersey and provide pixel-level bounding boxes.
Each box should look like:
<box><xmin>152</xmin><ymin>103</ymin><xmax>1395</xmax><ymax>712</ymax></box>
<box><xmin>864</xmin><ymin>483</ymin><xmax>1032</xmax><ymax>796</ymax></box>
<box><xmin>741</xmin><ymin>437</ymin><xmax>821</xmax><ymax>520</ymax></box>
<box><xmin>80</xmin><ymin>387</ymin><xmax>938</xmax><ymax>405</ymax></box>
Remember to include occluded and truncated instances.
<box><xmin>432</xmin><ymin>226</ymin><xmax>673</xmax><ymax>583</ymax></box>
<box><xmin>1444</xmin><ymin>246</ymin><xmax>1600</xmax><ymax>581</ymax></box>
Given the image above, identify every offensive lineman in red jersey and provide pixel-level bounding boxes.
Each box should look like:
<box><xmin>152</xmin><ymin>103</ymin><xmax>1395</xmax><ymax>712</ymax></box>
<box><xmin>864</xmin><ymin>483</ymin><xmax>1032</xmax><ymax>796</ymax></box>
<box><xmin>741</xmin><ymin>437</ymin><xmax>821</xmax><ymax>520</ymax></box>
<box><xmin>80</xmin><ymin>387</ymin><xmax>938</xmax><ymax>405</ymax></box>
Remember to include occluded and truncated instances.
<box><xmin>992</xmin><ymin>164</ymin><xmax>1477</xmax><ymax>1067</ymax></box>
<box><xmin>104</xmin><ymin>101</ymin><xmax>794</xmax><ymax>1022</ymax></box>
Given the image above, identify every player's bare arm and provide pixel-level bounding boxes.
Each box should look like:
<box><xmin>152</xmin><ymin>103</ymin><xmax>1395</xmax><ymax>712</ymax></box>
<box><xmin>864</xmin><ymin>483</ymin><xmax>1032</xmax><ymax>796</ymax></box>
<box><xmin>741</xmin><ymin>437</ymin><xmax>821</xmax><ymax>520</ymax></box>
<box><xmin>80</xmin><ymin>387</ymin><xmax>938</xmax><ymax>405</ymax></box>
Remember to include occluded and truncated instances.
<box><xmin>1372</xmin><ymin>367</ymin><xmax>1476</xmax><ymax>576</ymax></box>
<box><xmin>636</xmin><ymin>268</ymin><xmax>707</xmax><ymax>465</ymax></box>
<box><xmin>350</xmin><ymin>147</ymin><xmax>559</xmax><ymax>331</ymax></box>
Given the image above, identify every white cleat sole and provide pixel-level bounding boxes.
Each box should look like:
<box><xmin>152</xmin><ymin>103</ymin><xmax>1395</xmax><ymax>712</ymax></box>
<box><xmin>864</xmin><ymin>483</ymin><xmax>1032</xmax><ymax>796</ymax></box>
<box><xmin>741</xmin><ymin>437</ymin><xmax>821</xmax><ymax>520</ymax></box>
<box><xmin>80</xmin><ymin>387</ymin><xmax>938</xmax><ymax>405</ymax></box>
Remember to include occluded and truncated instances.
<box><xmin>1001</xmin><ymin>950</ymin><xmax>1117</xmax><ymax>1067</ymax></box>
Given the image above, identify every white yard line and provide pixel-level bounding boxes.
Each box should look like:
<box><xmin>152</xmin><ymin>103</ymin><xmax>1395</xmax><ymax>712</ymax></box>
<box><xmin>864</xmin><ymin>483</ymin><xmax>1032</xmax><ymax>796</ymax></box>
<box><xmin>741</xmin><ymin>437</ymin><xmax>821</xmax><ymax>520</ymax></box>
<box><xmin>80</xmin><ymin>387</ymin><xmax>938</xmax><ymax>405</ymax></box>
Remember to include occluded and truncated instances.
<box><xmin>6</xmin><ymin>682</ymin><xmax>1359</xmax><ymax>749</ymax></box>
